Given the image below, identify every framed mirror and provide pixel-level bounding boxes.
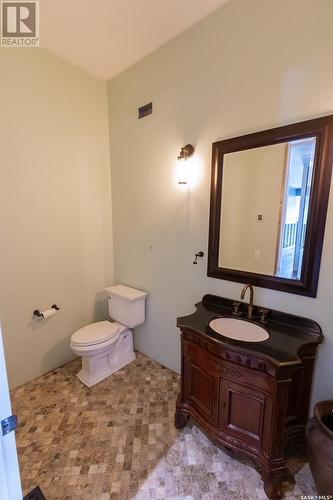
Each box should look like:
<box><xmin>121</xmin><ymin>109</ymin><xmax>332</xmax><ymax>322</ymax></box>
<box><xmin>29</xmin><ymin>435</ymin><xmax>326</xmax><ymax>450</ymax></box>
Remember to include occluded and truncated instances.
<box><xmin>208</xmin><ymin>115</ymin><xmax>333</xmax><ymax>297</ymax></box>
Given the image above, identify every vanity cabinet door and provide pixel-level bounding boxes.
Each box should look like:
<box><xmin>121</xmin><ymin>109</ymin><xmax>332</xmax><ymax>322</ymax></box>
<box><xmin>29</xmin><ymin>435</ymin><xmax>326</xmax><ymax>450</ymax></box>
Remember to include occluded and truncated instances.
<box><xmin>183</xmin><ymin>353</ymin><xmax>219</xmax><ymax>426</ymax></box>
<box><xmin>220</xmin><ymin>379</ymin><xmax>273</xmax><ymax>451</ymax></box>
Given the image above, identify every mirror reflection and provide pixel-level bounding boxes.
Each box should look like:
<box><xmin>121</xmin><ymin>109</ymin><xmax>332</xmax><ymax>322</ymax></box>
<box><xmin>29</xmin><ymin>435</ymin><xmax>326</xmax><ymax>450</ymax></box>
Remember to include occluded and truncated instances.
<box><xmin>219</xmin><ymin>138</ymin><xmax>316</xmax><ymax>280</ymax></box>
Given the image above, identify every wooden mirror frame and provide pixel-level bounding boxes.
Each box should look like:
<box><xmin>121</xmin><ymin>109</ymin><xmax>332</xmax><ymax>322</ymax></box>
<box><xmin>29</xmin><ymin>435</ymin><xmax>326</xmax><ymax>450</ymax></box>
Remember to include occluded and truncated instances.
<box><xmin>208</xmin><ymin>115</ymin><xmax>333</xmax><ymax>297</ymax></box>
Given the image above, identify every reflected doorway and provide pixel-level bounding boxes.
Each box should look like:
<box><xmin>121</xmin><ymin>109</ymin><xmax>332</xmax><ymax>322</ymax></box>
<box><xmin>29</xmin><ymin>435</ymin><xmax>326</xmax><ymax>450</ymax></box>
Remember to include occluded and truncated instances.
<box><xmin>277</xmin><ymin>138</ymin><xmax>316</xmax><ymax>279</ymax></box>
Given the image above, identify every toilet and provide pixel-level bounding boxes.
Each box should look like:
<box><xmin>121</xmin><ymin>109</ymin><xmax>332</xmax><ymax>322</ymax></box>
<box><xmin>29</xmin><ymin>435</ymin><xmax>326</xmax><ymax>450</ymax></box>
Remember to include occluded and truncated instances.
<box><xmin>70</xmin><ymin>284</ymin><xmax>147</xmax><ymax>387</ymax></box>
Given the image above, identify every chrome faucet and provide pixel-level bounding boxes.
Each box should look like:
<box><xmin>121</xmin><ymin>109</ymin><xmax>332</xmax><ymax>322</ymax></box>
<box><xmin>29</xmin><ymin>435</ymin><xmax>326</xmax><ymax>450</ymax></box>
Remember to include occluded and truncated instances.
<box><xmin>240</xmin><ymin>284</ymin><xmax>254</xmax><ymax>319</ymax></box>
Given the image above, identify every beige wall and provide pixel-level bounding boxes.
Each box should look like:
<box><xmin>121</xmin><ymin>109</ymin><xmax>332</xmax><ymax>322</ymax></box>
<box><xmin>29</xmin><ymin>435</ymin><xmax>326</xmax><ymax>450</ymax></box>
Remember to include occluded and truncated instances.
<box><xmin>0</xmin><ymin>48</ymin><xmax>113</xmax><ymax>388</ymax></box>
<box><xmin>108</xmin><ymin>0</ymin><xmax>333</xmax><ymax>408</ymax></box>
<box><xmin>219</xmin><ymin>144</ymin><xmax>285</xmax><ymax>274</ymax></box>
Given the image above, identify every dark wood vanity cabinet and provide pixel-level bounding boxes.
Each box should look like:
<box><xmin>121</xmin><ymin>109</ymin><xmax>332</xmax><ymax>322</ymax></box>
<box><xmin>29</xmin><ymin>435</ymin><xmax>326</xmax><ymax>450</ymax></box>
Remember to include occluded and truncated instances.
<box><xmin>175</xmin><ymin>298</ymin><xmax>322</xmax><ymax>500</ymax></box>
<box><xmin>181</xmin><ymin>338</ymin><xmax>275</xmax><ymax>445</ymax></box>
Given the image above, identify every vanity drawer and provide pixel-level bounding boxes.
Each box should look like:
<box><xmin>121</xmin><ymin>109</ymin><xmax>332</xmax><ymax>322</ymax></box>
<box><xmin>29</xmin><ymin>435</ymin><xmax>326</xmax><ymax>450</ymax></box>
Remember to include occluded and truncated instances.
<box><xmin>183</xmin><ymin>339</ymin><xmax>223</xmax><ymax>373</ymax></box>
<box><xmin>221</xmin><ymin>359</ymin><xmax>274</xmax><ymax>395</ymax></box>
<box><xmin>183</xmin><ymin>339</ymin><xmax>274</xmax><ymax>396</ymax></box>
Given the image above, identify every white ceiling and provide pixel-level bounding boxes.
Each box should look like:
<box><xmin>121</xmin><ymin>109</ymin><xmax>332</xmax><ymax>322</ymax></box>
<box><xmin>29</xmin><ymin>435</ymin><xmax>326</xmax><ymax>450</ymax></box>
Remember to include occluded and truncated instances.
<box><xmin>40</xmin><ymin>0</ymin><xmax>229</xmax><ymax>81</ymax></box>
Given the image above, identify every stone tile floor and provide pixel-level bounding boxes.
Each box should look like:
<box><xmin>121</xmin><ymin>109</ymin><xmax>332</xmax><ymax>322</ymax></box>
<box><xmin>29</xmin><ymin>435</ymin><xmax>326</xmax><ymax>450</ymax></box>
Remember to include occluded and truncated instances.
<box><xmin>11</xmin><ymin>353</ymin><xmax>316</xmax><ymax>499</ymax></box>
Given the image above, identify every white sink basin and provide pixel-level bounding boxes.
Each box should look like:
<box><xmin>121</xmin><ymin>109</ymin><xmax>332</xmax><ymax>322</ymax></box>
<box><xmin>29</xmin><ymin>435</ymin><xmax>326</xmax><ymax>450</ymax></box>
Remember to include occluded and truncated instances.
<box><xmin>209</xmin><ymin>317</ymin><xmax>269</xmax><ymax>342</ymax></box>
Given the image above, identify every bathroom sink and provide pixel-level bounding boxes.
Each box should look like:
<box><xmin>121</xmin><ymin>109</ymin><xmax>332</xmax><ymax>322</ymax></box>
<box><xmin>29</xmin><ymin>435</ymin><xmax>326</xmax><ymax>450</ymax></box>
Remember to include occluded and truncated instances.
<box><xmin>209</xmin><ymin>317</ymin><xmax>269</xmax><ymax>342</ymax></box>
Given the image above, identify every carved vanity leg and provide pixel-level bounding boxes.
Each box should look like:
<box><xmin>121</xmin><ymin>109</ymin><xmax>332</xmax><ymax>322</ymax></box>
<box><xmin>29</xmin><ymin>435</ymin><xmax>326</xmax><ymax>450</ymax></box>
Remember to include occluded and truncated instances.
<box><xmin>174</xmin><ymin>407</ymin><xmax>189</xmax><ymax>428</ymax></box>
<box><xmin>263</xmin><ymin>470</ymin><xmax>284</xmax><ymax>500</ymax></box>
<box><xmin>262</xmin><ymin>376</ymin><xmax>291</xmax><ymax>499</ymax></box>
<box><xmin>174</xmin><ymin>393</ymin><xmax>189</xmax><ymax>429</ymax></box>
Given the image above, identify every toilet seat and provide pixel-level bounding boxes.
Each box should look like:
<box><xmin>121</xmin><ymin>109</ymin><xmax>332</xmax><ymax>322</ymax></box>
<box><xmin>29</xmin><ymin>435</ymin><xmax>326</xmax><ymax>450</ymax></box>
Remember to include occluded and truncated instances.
<box><xmin>71</xmin><ymin>321</ymin><xmax>126</xmax><ymax>347</ymax></box>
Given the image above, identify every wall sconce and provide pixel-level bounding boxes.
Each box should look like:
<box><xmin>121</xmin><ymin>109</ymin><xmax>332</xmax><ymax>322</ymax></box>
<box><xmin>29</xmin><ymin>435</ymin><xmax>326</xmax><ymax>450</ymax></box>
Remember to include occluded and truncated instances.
<box><xmin>177</xmin><ymin>144</ymin><xmax>195</xmax><ymax>184</ymax></box>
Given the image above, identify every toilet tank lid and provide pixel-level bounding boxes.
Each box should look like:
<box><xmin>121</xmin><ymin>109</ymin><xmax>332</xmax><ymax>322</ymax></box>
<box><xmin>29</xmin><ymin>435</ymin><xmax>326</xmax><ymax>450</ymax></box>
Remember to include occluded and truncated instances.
<box><xmin>105</xmin><ymin>284</ymin><xmax>148</xmax><ymax>302</ymax></box>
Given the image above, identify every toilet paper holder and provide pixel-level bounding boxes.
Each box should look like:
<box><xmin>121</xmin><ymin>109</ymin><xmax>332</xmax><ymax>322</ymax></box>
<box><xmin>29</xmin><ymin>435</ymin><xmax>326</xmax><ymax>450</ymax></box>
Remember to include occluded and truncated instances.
<box><xmin>33</xmin><ymin>304</ymin><xmax>60</xmax><ymax>318</ymax></box>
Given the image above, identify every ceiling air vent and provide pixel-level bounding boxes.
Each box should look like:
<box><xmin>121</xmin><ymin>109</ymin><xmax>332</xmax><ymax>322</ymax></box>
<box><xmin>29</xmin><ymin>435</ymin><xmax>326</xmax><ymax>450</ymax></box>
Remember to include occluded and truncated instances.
<box><xmin>138</xmin><ymin>102</ymin><xmax>152</xmax><ymax>119</ymax></box>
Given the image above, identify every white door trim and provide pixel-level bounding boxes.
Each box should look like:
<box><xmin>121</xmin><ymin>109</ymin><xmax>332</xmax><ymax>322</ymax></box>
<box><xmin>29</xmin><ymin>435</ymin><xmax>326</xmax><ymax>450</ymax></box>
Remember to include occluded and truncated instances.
<box><xmin>0</xmin><ymin>328</ymin><xmax>22</xmax><ymax>500</ymax></box>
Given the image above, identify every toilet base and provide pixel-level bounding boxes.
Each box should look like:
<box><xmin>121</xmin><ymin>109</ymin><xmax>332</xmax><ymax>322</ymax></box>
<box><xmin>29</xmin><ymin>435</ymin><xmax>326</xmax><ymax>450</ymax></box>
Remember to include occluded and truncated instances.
<box><xmin>76</xmin><ymin>329</ymin><xmax>136</xmax><ymax>387</ymax></box>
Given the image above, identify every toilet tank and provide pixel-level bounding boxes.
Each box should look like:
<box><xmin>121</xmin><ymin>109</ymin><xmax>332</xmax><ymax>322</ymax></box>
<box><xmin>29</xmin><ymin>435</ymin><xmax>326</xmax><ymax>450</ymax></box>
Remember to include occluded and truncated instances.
<box><xmin>104</xmin><ymin>284</ymin><xmax>148</xmax><ymax>329</ymax></box>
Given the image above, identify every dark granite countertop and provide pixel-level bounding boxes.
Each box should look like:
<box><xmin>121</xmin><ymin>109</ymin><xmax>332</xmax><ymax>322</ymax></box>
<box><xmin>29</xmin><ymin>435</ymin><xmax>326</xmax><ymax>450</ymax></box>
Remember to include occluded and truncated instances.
<box><xmin>177</xmin><ymin>294</ymin><xmax>323</xmax><ymax>366</ymax></box>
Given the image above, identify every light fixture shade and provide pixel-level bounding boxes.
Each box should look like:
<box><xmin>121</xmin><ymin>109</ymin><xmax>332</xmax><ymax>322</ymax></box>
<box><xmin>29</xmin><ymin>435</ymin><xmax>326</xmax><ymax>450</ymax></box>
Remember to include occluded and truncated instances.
<box><xmin>178</xmin><ymin>161</ymin><xmax>189</xmax><ymax>184</ymax></box>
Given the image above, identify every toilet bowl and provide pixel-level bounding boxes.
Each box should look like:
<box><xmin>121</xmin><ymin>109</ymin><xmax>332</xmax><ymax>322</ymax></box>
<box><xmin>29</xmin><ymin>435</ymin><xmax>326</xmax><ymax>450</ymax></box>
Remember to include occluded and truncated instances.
<box><xmin>70</xmin><ymin>285</ymin><xmax>147</xmax><ymax>387</ymax></box>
